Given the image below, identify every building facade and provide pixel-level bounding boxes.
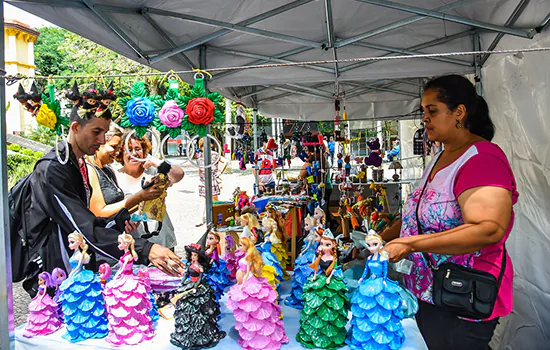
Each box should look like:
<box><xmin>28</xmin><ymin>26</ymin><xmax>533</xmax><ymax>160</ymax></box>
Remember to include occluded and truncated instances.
<box><xmin>4</xmin><ymin>19</ymin><xmax>39</xmax><ymax>134</ymax></box>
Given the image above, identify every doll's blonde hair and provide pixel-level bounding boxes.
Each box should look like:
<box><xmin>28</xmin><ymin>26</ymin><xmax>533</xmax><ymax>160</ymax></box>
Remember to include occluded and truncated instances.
<box><xmin>241</xmin><ymin>213</ymin><xmax>260</xmax><ymax>231</ymax></box>
<box><xmin>366</xmin><ymin>232</ymin><xmax>388</xmax><ymax>259</ymax></box>
<box><xmin>304</xmin><ymin>215</ymin><xmax>318</xmax><ymax>230</ymax></box>
<box><xmin>314</xmin><ymin>207</ymin><xmax>326</xmax><ymax>226</ymax></box>
<box><xmin>119</xmin><ymin>233</ymin><xmax>138</xmax><ymax>261</ymax></box>
<box><xmin>262</xmin><ymin>217</ymin><xmax>286</xmax><ymax>249</ymax></box>
<box><xmin>240</xmin><ymin>237</ymin><xmax>264</xmax><ymax>277</ymax></box>
<box><xmin>68</xmin><ymin>231</ymin><xmax>90</xmax><ymax>264</ymax></box>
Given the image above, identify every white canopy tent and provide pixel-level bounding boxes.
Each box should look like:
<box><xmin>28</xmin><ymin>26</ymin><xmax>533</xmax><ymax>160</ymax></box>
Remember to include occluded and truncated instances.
<box><xmin>1</xmin><ymin>1</ymin><xmax>550</xmax><ymax>349</ymax></box>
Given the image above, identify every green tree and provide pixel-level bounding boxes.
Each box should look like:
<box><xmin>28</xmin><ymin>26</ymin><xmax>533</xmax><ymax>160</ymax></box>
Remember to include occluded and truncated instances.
<box><xmin>34</xmin><ymin>27</ymin><xmax>70</xmax><ymax>80</ymax></box>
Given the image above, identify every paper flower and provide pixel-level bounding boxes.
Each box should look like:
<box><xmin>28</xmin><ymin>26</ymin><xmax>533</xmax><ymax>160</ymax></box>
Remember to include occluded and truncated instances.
<box><xmin>186</xmin><ymin>98</ymin><xmax>215</xmax><ymax>125</ymax></box>
<box><xmin>176</xmin><ymin>77</ymin><xmax>223</xmax><ymax>138</ymax></box>
<box><xmin>36</xmin><ymin>104</ymin><xmax>57</xmax><ymax>130</ymax></box>
<box><xmin>159</xmin><ymin>100</ymin><xmax>184</xmax><ymax>128</ymax></box>
<box><xmin>126</xmin><ymin>97</ymin><xmax>156</xmax><ymax>127</ymax></box>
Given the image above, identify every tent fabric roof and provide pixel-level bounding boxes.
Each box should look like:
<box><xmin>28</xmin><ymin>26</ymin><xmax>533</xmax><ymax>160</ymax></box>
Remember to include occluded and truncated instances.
<box><xmin>8</xmin><ymin>0</ymin><xmax>549</xmax><ymax>119</ymax></box>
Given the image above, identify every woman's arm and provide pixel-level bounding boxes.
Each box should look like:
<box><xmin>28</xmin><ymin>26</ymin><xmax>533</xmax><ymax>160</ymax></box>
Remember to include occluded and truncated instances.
<box><xmin>88</xmin><ymin>165</ymin><xmax>161</xmax><ymax>218</ymax></box>
<box><xmin>385</xmin><ymin>186</ymin><xmax>512</xmax><ymax>261</ymax></box>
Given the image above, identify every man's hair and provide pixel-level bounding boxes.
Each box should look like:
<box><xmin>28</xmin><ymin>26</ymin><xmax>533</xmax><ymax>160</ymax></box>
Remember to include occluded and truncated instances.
<box><xmin>69</xmin><ymin>104</ymin><xmax>113</xmax><ymax>127</ymax></box>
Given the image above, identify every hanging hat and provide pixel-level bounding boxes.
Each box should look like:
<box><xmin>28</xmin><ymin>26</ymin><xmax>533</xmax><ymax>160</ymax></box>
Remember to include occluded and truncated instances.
<box><xmin>66</xmin><ymin>81</ymin><xmax>81</xmax><ymax>102</ymax></box>
<box><xmin>101</xmin><ymin>81</ymin><xmax>116</xmax><ymax>101</ymax></box>
<box><xmin>267</xmin><ymin>138</ymin><xmax>278</xmax><ymax>150</ymax></box>
<box><xmin>29</xmin><ymin>82</ymin><xmax>42</xmax><ymax>102</ymax></box>
<box><xmin>13</xmin><ymin>84</ymin><xmax>29</xmax><ymax>101</ymax></box>
<box><xmin>82</xmin><ymin>84</ymin><xmax>99</xmax><ymax>100</ymax></box>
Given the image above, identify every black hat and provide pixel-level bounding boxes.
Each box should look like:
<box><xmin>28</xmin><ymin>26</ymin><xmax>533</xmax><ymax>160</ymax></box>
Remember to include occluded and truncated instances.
<box><xmin>13</xmin><ymin>84</ymin><xmax>29</xmax><ymax>101</ymax></box>
<box><xmin>82</xmin><ymin>84</ymin><xmax>99</xmax><ymax>100</ymax></box>
<box><xmin>100</xmin><ymin>81</ymin><xmax>116</xmax><ymax>101</ymax></box>
<box><xmin>184</xmin><ymin>244</ymin><xmax>210</xmax><ymax>271</ymax></box>
<box><xmin>66</xmin><ymin>81</ymin><xmax>81</xmax><ymax>101</ymax></box>
<box><xmin>29</xmin><ymin>82</ymin><xmax>42</xmax><ymax>103</ymax></box>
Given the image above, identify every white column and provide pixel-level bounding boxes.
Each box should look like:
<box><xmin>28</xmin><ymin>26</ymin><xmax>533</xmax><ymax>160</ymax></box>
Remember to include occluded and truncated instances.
<box><xmin>27</xmin><ymin>41</ymin><xmax>35</xmax><ymax>77</ymax></box>
<box><xmin>224</xmin><ymin>98</ymin><xmax>233</xmax><ymax>170</ymax></box>
<box><xmin>5</xmin><ymin>35</ymin><xmax>20</xmax><ymax>134</ymax></box>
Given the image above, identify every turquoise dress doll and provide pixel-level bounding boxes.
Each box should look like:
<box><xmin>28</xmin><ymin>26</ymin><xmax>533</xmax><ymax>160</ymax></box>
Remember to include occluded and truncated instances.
<box><xmin>285</xmin><ymin>216</ymin><xmax>319</xmax><ymax>309</ymax></box>
<box><xmin>59</xmin><ymin>232</ymin><xmax>108</xmax><ymax>342</ymax></box>
<box><xmin>348</xmin><ymin>232</ymin><xmax>404</xmax><ymax>350</ymax></box>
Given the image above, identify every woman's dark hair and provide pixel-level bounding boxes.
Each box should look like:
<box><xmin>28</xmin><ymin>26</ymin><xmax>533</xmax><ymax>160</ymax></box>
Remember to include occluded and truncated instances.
<box><xmin>424</xmin><ymin>75</ymin><xmax>495</xmax><ymax>141</ymax></box>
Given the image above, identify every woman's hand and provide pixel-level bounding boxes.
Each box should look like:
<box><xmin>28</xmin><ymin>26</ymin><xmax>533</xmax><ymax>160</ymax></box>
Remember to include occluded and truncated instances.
<box><xmin>124</xmin><ymin>220</ymin><xmax>139</xmax><ymax>235</ymax></box>
<box><xmin>148</xmin><ymin>244</ymin><xmax>185</xmax><ymax>276</ymax></box>
<box><xmin>383</xmin><ymin>237</ymin><xmax>413</xmax><ymax>262</ymax></box>
<box><xmin>138</xmin><ymin>181</ymin><xmax>164</xmax><ymax>201</ymax></box>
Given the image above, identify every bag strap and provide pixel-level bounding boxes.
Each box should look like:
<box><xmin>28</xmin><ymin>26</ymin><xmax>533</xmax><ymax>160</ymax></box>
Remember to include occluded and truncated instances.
<box><xmin>416</xmin><ymin>154</ymin><xmax>507</xmax><ymax>289</ymax></box>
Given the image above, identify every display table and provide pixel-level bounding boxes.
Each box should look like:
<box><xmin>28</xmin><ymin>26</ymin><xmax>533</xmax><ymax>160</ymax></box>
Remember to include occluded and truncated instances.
<box><xmin>15</xmin><ymin>280</ymin><xmax>428</xmax><ymax>349</ymax></box>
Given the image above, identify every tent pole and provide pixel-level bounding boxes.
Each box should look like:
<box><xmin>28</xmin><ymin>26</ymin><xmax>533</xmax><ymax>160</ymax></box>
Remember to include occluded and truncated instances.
<box><xmin>200</xmin><ymin>46</ymin><xmax>213</xmax><ymax>226</ymax></box>
<box><xmin>473</xmin><ymin>31</ymin><xmax>483</xmax><ymax>96</ymax></box>
<box><xmin>0</xmin><ymin>1</ymin><xmax>15</xmax><ymax>348</ymax></box>
<box><xmin>253</xmin><ymin>107</ymin><xmax>259</xmax><ymax>194</ymax></box>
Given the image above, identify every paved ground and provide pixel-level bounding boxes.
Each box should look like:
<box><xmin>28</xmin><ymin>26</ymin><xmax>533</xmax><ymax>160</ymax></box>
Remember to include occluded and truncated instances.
<box><xmin>12</xmin><ymin>159</ymin><xmax>303</xmax><ymax>326</ymax></box>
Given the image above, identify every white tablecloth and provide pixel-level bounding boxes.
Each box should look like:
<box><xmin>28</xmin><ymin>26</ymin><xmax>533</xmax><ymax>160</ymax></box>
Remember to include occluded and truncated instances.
<box><xmin>15</xmin><ymin>280</ymin><xmax>428</xmax><ymax>349</ymax></box>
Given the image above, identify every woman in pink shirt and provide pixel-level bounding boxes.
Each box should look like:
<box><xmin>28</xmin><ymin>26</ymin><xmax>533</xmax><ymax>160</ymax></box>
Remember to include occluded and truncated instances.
<box><xmin>382</xmin><ymin>75</ymin><xmax>517</xmax><ymax>350</ymax></box>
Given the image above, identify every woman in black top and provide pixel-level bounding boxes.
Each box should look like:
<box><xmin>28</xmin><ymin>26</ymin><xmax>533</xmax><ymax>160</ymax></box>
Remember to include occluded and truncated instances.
<box><xmin>85</xmin><ymin>126</ymin><xmax>163</xmax><ymax>219</ymax></box>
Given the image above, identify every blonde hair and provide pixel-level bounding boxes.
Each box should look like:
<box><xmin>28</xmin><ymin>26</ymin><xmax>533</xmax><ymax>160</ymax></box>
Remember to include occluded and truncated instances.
<box><xmin>119</xmin><ymin>233</ymin><xmax>138</xmax><ymax>261</ymax></box>
<box><xmin>263</xmin><ymin>217</ymin><xmax>287</xmax><ymax>249</ymax></box>
<box><xmin>309</xmin><ymin>236</ymin><xmax>337</xmax><ymax>276</ymax></box>
<box><xmin>366</xmin><ymin>233</ymin><xmax>388</xmax><ymax>259</ymax></box>
<box><xmin>314</xmin><ymin>208</ymin><xmax>326</xmax><ymax>226</ymax></box>
<box><xmin>266</xmin><ymin>207</ymin><xmax>287</xmax><ymax>248</ymax></box>
<box><xmin>68</xmin><ymin>232</ymin><xmax>90</xmax><ymax>264</ymax></box>
<box><xmin>241</xmin><ymin>213</ymin><xmax>260</xmax><ymax>231</ymax></box>
<box><xmin>240</xmin><ymin>237</ymin><xmax>264</xmax><ymax>277</ymax></box>
<box><xmin>304</xmin><ymin>215</ymin><xmax>318</xmax><ymax>229</ymax></box>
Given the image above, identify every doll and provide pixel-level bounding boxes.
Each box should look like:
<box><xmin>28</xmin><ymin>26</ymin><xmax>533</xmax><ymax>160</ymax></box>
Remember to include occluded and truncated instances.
<box><xmin>348</xmin><ymin>231</ymin><xmax>405</xmax><ymax>350</ymax></box>
<box><xmin>139</xmin><ymin>172</ymin><xmax>169</xmax><ymax>239</ymax></box>
<box><xmin>65</xmin><ymin>81</ymin><xmax>81</xmax><ymax>106</ymax></box>
<box><xmin>313</xmin><ymin>207</ymin><xmax>327</xmax><ymax>228</ymax></box>
<box><xmin>59</xmin><ymin>232</ymin><xmax>108</xmax><ymax>342</ymax></box>
<box><xmin>337</xmin><ymin>153</ymin><xmax>343</xmax><ymax>170</ymax></box>
<box><xmin>51</xmin><ymin>267</ymin><xmax>66</xmax><ymax>322</ymax></box>
<box><xmin>205</xmin><ymin>231</ymin><xmax>232</xmax><ymax>302</ymax></box>
<box><xmin>170</xmin><ymin>244</ymin><xmax>226</xmax><ymax>349</ymax></box>
<box><xmin>259</xmin><ymin>218</ymin><xmax>284</xmax><ymax>289</ymax></box>
<box><xmin>221</xmin><ymin>233</ymin><xmax>239</xmax><ymax>281</ymax></box>
<box><xmin>103</xmin><ymin>233</ymin><xmax>155</xmax><ymax>346</ymax></box>
<box><xmin>137</xmin><ymin>268</ymin><xmax>160</xmax><ymax>326</ymax></box>
<box><xmin>297</xmin><ymin>230</ymin><xmax>350</xmax><ymax>349</ymax></box>
<box><xmin>284</xmin><ymin>215</ymin><xmax>320</xmax><ymax>309</ymax></box>
<box><xmin>345</xmin><ymin>155</ymin><xmax>352</xmax><ymax>177</ymax></box>
<box><xmin>98</xmin><ymin>262</ymin><xmax>111</xmax><ymax>289</ymax></box>
<box><xmin>262</xmin><ymin>217</ymin><xmax>289</xmax><ymax>280</ymax></box>
<box><xmin>227</xmin><ymin>237</ymin><xmax>289</xmax><ymax>350</ymax></box>
<box><xmin>239</xmin><ymin>212</ymin><xmax>260</xmax><ymax>244</ymax></box>
<box><xmin>23</xmin><ymin>271</ymin><xmax>62</xmax><ymax>337</ymax></box>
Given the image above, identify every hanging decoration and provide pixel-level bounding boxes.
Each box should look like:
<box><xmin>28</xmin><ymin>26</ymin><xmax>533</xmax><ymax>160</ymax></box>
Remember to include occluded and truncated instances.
<box><xmin>175</xmin><ymin>73</ymin><xmax>223</xmax><ymax>138</ymax></box>
<box><xmin>118</xmin><ymin>81</ymin><xmax>158</xmax><ymax>138</ymax></box>
<box><xmin>151</xmin><ymin>76</ymin><xmax>185</xmax><ymax>140</ymax></box>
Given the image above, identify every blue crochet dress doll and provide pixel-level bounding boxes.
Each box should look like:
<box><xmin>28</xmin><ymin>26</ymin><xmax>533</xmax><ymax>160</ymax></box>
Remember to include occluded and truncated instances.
<box><xmin>348</xmin><ymin>232</ymin><xmax>405</xmax><ymax>350</ymax></box>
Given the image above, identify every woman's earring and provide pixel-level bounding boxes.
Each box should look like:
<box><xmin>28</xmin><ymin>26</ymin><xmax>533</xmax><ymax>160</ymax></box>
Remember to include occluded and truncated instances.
<box><xmin>456</xmin><ymin>120</ymin><xmax>462</xmax><ymax>129</ymax></box>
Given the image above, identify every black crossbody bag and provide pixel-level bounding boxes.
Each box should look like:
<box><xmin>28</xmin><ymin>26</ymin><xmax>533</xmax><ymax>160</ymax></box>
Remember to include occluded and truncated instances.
<box><xmin>415</xmin><ymin>160</ymin><xmax>506</xmax><ymax>319</ymax></box>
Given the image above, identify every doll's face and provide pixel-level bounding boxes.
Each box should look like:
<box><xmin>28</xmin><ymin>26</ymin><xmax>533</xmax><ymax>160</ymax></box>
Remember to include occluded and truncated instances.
<box><xmin>57</xmin><ymin>272</ymin><xmax>66</xmax><ymax>282</ymax></box>
<box><xmin>240</xmin><ymin>216</ymin><xmax>248</xmax><ymax>226</ymax></box>
<box><xmin>314</xmin><ymin>208</ymin><xmax>323</xmax><ymax>221</ymax></box>
<box><xmin>38</xmin><ymin>277</ymin><xmax>45</xmax><ymax>286</ymax></box>
<box><xmin>314</xmin><ymin>231</ymin><xmax>322</xmax><ymax>243</ymax></box>
<box><xmin>68</xmin><ymin>238</ymin><xmax>80</xmax><ymax>250</ymax></box>
<box><xmin>320</xmin><ymin>238</ymin><xmax>334</xmax><ymax>253</ymax></box>
<box><xmin>118</xmin><ymin>237</ymin><xmax>130</xmax><ymax>251</ymax></box>
<box><xmin>304</xmin><ymin>219</ymin><xmax>313</xmax><ymax>232</ymax></box>
<box><xmin>291</xmin><ymin>145</ymin><xmax>297</xmax><ymax>158</ymax></box>
<box><xmin>86</xmin><ymin>97</ymin><xmax>97</xmax><ymax>106</ymax></box>
<box><xmin>191</xmin><ymin>252</ymin><xmax>198</xmax><ymax>262</ymax></box>
<box><xmin>207</xmin><ymin>233</ymin><xmax>219</xmax><ymax>246</ymax></box>
<box><xmin>365</xmin><ymin>238</ymin><xmax>382</xmax><ymax>254</ymax></box>
<box><xmin>102</xmin><ymin>98</ymin><xmax>112</xmax><ymax>106</ymax></box>
<box><xmin>238</xmin><ymin>242</ymin><xmax>245</xmax><ymax>252</ymax></box>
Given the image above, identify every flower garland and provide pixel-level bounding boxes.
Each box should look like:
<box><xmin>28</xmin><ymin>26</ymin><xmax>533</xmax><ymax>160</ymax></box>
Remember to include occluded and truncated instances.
<box><xmin>118</xmin><ymin>81</ymin><xmax>158</xmax><ymax>138</ymax></box>
<box><xmin>35</xmin><ymin>83</ymin><xmax>70</xmax><ymax>135</ymax></box>
<box><xmin>175</xmin><ymin>76</ymin><xmax>223</xmax><ymax>138</ymax></box>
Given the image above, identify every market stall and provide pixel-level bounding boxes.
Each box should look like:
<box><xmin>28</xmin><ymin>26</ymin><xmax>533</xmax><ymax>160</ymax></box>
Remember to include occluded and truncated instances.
<box><xmin>1</xmin><ymin>1</ymin><xmax>550</xmax><ymax>350</ymax></box>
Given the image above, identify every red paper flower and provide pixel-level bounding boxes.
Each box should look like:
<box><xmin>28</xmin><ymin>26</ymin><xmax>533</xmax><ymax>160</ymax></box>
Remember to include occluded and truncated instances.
<box><xmin>186</xmin><ymin>98</ymin><xmax>215</xmax><ymax>125</ymax></box>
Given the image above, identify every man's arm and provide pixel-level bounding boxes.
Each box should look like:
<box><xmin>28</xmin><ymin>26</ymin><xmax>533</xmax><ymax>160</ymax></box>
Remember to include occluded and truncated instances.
<box><xmin>35</xmin><ymin>161</ymin><xmax>153</xmax><ymax>264</ymax></box>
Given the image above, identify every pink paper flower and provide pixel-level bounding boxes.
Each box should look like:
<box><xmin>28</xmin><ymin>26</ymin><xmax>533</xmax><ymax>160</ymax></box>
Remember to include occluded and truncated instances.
<box><xmin>159</xmin><ymin>100</ymin><xmax>184</xmax><ymax>128</ymax></box>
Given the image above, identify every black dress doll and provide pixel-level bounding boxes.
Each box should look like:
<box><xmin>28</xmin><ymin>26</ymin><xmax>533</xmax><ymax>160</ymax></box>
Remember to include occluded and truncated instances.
<box><xmin>170</xmin><ymin>244</ymin><xmax>226</xmax><ymax>349</ymax></box>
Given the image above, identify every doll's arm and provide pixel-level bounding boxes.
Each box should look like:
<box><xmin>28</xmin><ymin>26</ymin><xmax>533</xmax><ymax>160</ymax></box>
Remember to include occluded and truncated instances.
<box><xmin>326</xmin><ymin>265</ymin><xmax>336</xmax><ymax>284</ymax></box>
<box><xmin>382</xmin><ymin>259</ymin><xmax>388</xmax><ymax>280</ymax></box>
<box><xmin>358</xmin><ymin>262</ymin><xmax>370</xmax><ymax>283</ymax></box>
<box><xmin>241</xmin><ymin>262</ymin><xmax>252</xmax><ymax>288</ymax></box>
